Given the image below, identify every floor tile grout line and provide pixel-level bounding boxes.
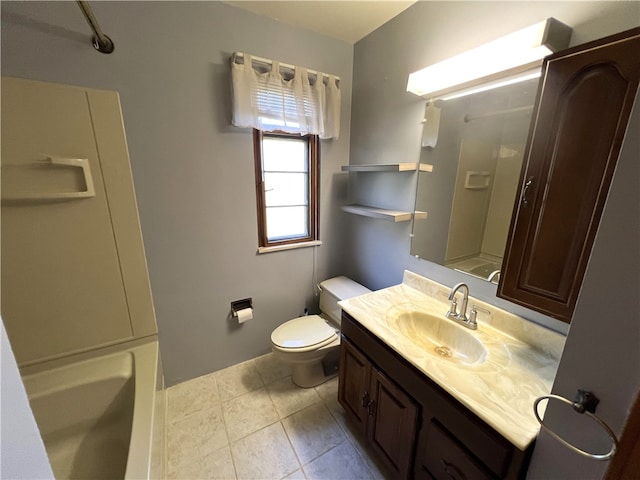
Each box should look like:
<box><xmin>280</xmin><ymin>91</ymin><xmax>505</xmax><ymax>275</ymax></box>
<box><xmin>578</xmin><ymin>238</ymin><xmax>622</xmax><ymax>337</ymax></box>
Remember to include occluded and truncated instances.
<box><xmin>165</xmin><ymin>406</ymin><xmax>231</xmax><ymax>476</ymax></box>
<box><xmin>229</xmin><ymin>420</ymin><xmax>301</xmax><ymax>480</ymax></box>
<box><xmin>281</xmin><ymin>401</ymin><xmax>351</xmax><ymax>473</ymax></box>
<box><xmin>166</xmin><ymin>399</ymin><xmax>223</xmax><ymax>426</ymax></box>
<box><xmin>165</xmin><ymin>373</ymin><xmax>221</xmax><ymax>425</ymax></box>
<box><xmin>264</xmin><ymin>376</ymin><xmax>324</xmax><ymax>421</ymax></box>
<box><xmin>216</xmin><ymin>358</ymin><xmax>266</xmax><ymax>403</ymax></box>
<box><xmin>279</xmin><ymin>418</ymin><xmax>306</xmax><ymax>478</ymax></box>
<box><xmin>214</xmin><ymin>375</ymin><xmax>239</xmax><ymax>480</ymax></box>
<box><xmin>165</xmin><ymin>369</ymin><xmax>219</xmax><ymax>395</ymax></box>
<box><xmin>222</xmin><ymin>388</ymin><xmax>280</xmax><ymax>445</ymax></box>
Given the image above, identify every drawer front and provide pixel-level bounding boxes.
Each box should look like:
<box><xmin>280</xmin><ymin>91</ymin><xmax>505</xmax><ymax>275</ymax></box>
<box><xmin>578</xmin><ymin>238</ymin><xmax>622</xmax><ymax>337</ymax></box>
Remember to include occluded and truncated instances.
<box><xmin>422</xmin><ymin>421</ymin><xmax>494</xmax><ymax>480</ymax></box>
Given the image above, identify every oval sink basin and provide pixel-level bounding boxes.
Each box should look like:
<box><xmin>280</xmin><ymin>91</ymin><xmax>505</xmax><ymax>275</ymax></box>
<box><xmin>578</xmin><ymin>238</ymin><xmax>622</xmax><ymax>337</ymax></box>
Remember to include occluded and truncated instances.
<box><xmin>386</xmin><ymin>310</ymin><xmax>487</xmax><ymax>367</ymax></box>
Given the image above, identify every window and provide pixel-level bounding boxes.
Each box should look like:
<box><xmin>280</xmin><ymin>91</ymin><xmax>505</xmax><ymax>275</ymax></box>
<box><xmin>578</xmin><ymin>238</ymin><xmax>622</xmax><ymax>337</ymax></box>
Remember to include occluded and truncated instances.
<box><xmin>253</xmin><ymin>130</ymin><xmax>319</xmax><ymax>251</ymax></box>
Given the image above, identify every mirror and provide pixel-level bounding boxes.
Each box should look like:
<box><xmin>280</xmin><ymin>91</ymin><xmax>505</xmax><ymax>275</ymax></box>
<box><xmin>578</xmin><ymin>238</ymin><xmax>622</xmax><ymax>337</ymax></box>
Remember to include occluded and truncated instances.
<box><xmin>411</xmin><ymin>78</ymin><xmax>540</xmax><ymax>283</ymax></box>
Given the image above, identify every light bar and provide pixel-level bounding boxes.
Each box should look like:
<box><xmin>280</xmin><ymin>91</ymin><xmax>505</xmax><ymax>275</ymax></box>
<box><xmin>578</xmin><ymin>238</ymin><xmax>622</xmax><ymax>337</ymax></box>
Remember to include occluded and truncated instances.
<box><xmin>407</xmin><ymin>18</ymin><xmax>571</xmax><ymax>100</ymax></box>
<box><xmin>440</xmin><ymin>70</ymin><xmax>542</xmax><ymax>101</ymax></box>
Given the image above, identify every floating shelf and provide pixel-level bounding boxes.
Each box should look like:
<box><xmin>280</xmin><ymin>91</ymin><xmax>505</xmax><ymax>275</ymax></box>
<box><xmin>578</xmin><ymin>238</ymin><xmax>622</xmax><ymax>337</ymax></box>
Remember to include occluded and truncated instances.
<box><xmin>341</xmin><ymin>163</ymin><xmax>433</xmax><ymax>173</ymax></box>
<box><xmin>342</xmin><ymin>205</ymin><xmax>428</xmax><ymax>222</ymax></box>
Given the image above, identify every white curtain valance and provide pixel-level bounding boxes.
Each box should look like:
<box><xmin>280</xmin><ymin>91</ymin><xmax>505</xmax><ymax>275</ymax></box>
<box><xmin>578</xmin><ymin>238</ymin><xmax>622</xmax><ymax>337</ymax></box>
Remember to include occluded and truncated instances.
<box><xmin>231</xmin><ymin>53</ymin><xmax>340</xmax><ymax>139</ymax></box>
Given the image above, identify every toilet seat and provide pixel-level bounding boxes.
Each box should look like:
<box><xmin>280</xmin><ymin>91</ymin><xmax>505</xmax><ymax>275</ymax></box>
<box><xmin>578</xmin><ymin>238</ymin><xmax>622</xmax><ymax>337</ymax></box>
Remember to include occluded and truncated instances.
<box><xmin>271</xmin><ymin>315</ymin><xmax>338</xmax><ymax>353</ymax></box>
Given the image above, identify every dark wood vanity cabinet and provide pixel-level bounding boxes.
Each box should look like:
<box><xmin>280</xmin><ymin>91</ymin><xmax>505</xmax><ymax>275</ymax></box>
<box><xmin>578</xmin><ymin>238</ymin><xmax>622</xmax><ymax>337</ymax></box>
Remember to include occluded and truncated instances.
<box><xmin>499</xmin><ymin>27</ymin><xmax>640</xmax><ymax>322</ymax></box>
<box><xmin>338</xmin><ymin>312</ymin><xmax>532</xmax><ymax>480</ymax></box>
<box><xmin>339</xmin><ymin>337</ymin><xmax>418</xmax><ymax>479</ymax></box>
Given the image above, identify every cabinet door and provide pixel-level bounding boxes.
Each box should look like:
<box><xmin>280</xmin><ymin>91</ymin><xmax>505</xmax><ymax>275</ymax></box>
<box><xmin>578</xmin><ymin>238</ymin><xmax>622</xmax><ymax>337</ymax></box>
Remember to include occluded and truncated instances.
<box><xmin>499</xmin><ymin>27</ymin><xmax>640</xmax><ymax>322</ymax></box>
<box><xmin>368</xmin><ymin>368</ymin><xmax>418</xmax><ymax>480</ymax></box>
<box><xmin>338</xmin><ymin>337</ymin><xmax>371</xmax><ymax>431</ymax></box>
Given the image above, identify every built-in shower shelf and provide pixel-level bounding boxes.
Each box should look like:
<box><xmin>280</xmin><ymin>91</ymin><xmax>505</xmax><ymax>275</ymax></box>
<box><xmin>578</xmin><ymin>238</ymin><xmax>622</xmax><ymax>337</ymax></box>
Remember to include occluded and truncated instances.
<box><xmin>342</xmin><ymin>205</ymin><xmax>428</xmax><ymax>222</ymax></box>
<box><xmin>341</xmin><ymin>163</ymin><xmax>434</xmax><ymax>173</ymax></box>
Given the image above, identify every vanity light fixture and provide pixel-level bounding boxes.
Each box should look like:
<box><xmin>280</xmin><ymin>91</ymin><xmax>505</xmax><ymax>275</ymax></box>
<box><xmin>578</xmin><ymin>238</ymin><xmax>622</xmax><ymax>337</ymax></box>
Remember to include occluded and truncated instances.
<box><xmin>407</xmin><ymin>18</ymin><xmax>572</xmax><ymax>100</ymax></box>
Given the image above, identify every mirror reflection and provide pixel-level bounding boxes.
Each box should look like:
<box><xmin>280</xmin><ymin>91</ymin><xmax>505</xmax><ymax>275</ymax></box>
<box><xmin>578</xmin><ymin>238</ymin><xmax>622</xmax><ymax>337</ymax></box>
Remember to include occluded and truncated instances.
<box><xmin>411</xmin><ymin>78</ymin><xmax>540</xmax><ymax>283</ymax></box>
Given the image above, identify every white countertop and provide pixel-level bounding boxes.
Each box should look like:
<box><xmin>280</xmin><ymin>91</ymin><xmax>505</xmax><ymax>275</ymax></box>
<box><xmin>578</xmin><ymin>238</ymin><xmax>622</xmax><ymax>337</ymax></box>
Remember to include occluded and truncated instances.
<box><xmin>338</xmin><ymin>271</ymin><xmax>566</xmax><ymax>451</ymax></box>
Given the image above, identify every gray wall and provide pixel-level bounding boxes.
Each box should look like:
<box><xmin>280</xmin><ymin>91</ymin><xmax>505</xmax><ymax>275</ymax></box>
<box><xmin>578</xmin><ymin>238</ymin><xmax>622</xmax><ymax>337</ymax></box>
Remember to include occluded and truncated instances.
<box><xmin>1</xmin><ymin>1</ymin><xmax>353</xmax><ymax>385</ymax></box>
<box><xmin>348</xmin><ymin>2</ymin><xmax>639</xmax><ymax>478</ymax></box>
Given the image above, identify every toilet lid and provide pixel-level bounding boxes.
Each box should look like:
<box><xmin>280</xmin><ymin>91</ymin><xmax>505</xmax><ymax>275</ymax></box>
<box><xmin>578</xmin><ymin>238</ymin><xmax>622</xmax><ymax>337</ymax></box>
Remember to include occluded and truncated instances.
<box><xmin>271</xmin><ymin>315</ymin><xmax>337</xmax><ymax>349</ymax></box>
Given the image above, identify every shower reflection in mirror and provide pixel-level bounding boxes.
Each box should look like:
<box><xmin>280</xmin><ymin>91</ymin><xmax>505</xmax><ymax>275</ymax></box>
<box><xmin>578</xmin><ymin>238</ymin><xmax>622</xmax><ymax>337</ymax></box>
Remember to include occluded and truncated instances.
<box><xmin>411</xmin><ymin>77</ymin><xmax>540</xmax><ymax>283</ymax></box>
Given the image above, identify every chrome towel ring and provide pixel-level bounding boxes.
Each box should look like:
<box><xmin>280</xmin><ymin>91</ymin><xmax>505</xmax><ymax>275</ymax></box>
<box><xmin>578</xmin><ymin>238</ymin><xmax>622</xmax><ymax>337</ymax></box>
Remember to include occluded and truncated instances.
<box><xmin>533</xmin><ymin>390</ymin><xmax>618</xmax><ymax>461</ymax></box>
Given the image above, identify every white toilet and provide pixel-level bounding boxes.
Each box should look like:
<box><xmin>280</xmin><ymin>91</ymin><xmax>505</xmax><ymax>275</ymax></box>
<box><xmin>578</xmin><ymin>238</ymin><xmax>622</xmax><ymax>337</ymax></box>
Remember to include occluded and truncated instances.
<box><xmin>271</xmin><ymin>276</ymin><xmax>370</xmax><ymax>388</ymax></box>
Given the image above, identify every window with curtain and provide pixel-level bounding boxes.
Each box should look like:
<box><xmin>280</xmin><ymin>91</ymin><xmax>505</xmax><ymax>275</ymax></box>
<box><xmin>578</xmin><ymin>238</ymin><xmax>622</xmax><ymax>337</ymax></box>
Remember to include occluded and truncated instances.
<box><xmin>231</xmin><ymin>53</ymin><xmax>340</xmax><ymax>139</ymax></box>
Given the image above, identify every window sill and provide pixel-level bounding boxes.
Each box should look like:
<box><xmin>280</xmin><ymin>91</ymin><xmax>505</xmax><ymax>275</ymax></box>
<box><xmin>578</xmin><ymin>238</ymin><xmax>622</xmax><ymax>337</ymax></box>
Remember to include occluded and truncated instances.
<box><xmin>257</xmin><ymin>240</ymin><xmax>322</xmax><ymax>254</ymax></box>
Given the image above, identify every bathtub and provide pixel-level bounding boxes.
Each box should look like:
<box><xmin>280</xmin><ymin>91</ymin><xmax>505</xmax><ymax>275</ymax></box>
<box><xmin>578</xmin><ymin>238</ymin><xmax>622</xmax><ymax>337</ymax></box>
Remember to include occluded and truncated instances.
<box><xmin>467</xmin><ymin>262</ymin><xmax>501</xmax><ymax>279</ymax></box>
<box><xmin>449</xmin><ymin>256</ymin><xmax>502</xmax><ymax>281</ymax></box>
<box><xmin>21</xmin><ymin>340</ymin><xmax>163</xmax><ymax>480</ymax></box>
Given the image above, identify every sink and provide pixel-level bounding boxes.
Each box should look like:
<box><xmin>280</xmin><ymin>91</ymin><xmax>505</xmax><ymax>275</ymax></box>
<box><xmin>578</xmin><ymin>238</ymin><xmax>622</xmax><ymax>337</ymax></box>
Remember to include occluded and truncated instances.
<box><xmin>386</xmin><ymin>309</ymin><xmax>487</xmax><ymax>367</ymax></box>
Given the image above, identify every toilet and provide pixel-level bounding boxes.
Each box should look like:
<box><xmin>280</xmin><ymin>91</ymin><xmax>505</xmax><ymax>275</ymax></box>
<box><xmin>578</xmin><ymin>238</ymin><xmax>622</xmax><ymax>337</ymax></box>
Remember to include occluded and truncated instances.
<box><xmin>271</xmin><ymin>276</ymin><xmax>370</xmax><ymax>388</ymax></box>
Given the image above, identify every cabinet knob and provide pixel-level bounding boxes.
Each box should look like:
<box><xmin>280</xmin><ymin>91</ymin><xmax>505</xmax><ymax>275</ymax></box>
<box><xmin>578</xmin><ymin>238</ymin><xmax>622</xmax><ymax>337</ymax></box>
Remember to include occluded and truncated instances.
<box><xmin>522</xmin><ymin>176</ymin><xmax>535</xmax><ymax>208</ymax></box>
<box><xmin>361</xmin><ymin>392</ymin><xmax>369</xmax><ymax>407</ymax></box>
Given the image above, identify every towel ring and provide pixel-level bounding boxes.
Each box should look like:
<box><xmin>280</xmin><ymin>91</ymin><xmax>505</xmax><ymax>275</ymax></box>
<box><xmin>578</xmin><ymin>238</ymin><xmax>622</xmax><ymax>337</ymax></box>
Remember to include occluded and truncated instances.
<box><xmin>533</xmin><ymin>390</ymin><xmax>618</xmax><ymax>461</ymax></box>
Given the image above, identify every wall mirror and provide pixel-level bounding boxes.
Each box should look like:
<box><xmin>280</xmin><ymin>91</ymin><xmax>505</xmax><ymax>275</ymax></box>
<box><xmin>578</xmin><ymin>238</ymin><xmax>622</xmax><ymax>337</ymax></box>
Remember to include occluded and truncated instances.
<box><xmin>411</xmin><ymin>77</ymin><xmax>540</xmax><ymax>283</ymax></box>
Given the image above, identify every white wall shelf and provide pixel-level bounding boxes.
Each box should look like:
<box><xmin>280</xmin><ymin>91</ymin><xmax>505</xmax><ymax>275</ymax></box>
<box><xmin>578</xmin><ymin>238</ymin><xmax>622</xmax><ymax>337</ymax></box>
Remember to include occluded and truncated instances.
<box><xmin>342</xmin><ymin>205</ymin><xmax>428</xmax><ymax>223</ymax></box>
<box><xmin>341</xmin><ymin>163</ymin><xmax>434</xmax><ymax>173</ymax></box>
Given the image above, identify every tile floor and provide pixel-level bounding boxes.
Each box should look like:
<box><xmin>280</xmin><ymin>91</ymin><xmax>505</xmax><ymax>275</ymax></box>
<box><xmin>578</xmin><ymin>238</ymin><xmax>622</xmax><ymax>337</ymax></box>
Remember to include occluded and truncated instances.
<box><xmin>165</xmin><ymin>353</ymin><xmax>393</xmax><ymax>480</ymax></box>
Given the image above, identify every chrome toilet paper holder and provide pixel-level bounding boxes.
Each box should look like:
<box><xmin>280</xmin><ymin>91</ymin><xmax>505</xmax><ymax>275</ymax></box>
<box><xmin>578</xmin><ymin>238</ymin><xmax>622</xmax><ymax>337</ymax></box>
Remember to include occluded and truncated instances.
<box><xmin>231</xmin><ymin>298</ymin><xmax>253</xmax><ymax>317</ymax></box>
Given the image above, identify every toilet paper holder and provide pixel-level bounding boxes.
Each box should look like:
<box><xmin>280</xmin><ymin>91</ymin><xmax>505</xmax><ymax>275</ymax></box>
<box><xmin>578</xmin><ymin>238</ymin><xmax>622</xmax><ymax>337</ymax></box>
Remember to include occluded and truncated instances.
<box><xmin>231</xmin><ymin>298</ymin><xmax>253</xmax><ymax>317</ymax></box>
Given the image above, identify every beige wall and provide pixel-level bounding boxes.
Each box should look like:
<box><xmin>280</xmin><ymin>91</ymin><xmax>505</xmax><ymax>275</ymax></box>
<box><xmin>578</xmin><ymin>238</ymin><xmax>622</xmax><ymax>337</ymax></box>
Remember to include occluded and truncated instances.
<box><xmin>482</xmin><ymin>149</ymin><xmax>525</xmax><ymax>257</ymax></box>
<box><xmin>445</xmin><ymin>140</ymin><xmax>496</xmax><ymax>262</ymax></box>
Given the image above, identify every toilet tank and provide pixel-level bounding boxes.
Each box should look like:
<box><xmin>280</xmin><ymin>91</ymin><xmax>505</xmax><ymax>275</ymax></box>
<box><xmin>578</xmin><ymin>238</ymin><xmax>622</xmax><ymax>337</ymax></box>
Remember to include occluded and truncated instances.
<box><xmin>319</xmin><ymin>276</ymin><xmax>370</xmax><ymax>326</ymax></box>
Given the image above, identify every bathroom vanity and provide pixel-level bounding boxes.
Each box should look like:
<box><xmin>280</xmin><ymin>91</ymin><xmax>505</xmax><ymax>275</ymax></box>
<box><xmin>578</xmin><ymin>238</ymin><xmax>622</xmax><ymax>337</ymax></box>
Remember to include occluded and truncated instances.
<box><xmin>337</xmin><ymin>271</ymin><xmax>565</xmax><ymax>479</ymax></box>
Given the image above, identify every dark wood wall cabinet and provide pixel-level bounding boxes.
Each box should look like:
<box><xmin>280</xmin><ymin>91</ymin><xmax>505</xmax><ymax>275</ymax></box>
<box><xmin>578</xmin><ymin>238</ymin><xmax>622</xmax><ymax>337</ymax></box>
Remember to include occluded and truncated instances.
<box><xmin>498</xmin><ymin>27</ymin><xmax>640</xmax><ymax>323</ymax></box>
<box><xmin>338</xmin><ymin>312</ymin><xmax>532</xmax><ymax>479</ymax></box>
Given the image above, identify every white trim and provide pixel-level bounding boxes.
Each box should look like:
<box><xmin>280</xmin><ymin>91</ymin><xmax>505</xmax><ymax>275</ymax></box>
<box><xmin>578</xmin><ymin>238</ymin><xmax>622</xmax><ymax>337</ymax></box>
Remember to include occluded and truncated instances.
<box><xmin>257</xmin><ymin>240</ymin><xmax>322</xmax><ymax>254</ymax></box>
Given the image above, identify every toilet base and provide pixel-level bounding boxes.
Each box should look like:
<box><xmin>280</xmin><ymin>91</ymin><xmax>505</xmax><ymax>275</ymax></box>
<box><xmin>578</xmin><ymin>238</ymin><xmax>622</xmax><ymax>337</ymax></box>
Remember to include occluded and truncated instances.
<box><xmin>272</xmin><ymin>342</ymin><xmax>340</xmax><ymax>389</ymax></box>
<box><xmin>291</xmin><ymin>361</ymin><xmax>338</xmax><ymax>388</ymax></box>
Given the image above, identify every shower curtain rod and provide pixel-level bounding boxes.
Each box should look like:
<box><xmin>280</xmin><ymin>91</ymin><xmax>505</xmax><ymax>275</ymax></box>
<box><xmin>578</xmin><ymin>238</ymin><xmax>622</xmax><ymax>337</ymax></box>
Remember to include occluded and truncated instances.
<box><xmin>464</xmin><ymin>105</ymin><xmax>533</xmax><ymax>123</ymax></box>
<box><xmin>77</xmin><ymin>1</ymin><xmax>114</xmax><ymax>54</ymax></box>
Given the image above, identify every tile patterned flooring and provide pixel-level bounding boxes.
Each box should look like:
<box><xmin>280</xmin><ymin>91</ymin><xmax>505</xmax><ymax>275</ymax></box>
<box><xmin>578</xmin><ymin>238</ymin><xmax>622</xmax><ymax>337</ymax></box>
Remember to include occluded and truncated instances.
<box><xmin>166</xmin><ymin>353</ymin><xmax>392</xmax><ymax>479</ymax></box>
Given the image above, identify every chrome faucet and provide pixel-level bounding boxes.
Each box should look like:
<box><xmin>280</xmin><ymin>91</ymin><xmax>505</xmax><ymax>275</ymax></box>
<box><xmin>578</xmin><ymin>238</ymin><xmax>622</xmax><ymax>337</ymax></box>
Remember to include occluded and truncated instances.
<box><xmin>487</xmin><ymin>270</ymin><xmax>501</xmax><ymax>283</ymax></box>
<box><xmin>446</xmin><ymin>283</ymin><xmax>477</xmax><ymax>330</ymax></box>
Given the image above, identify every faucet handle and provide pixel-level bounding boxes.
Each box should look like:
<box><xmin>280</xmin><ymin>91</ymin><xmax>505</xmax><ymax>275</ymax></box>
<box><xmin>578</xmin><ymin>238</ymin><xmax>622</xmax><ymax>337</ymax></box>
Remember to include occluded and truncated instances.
<box><xmin>469</xmin><ymin>304</ymin><xmax>491</xmax><ymax>325</ymax></box>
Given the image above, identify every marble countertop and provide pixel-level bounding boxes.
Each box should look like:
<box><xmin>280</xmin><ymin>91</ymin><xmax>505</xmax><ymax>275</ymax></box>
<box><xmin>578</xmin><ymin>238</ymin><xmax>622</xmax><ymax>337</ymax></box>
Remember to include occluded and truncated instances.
<box><xmin>338</xmin><ymin>271</ymin><xmax>566</xmax><ymax>451</ymax></box>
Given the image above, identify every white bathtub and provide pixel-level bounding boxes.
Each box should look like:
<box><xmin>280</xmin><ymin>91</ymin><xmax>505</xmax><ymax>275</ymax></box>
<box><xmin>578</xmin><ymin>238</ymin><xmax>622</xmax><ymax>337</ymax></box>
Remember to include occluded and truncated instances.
<box><xmin>449</xmin><ymin>256</ymin><xmax>502</xmax><ymax>281</ymax></box>
<box><xmin>21</xmin><ymin>340</ymin><xmax>163</xmax><ymax>480</ymax></box>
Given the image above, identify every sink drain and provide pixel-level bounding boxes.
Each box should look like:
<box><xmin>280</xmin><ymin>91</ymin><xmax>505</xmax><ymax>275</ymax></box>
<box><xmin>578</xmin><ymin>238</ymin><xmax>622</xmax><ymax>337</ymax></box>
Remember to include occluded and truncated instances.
<box><xmin>434</xmin><ymin>346</ymin><xmax>452</xmax><ymax>358</ymax></box>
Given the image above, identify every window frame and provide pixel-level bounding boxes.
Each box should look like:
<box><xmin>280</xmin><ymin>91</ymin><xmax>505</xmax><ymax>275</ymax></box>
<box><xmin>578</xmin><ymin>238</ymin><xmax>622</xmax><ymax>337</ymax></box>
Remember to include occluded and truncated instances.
<box><xmin>253</xmin><ymin>129</ymin><xmax>320</xmax><ymax>250</ymax></box>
